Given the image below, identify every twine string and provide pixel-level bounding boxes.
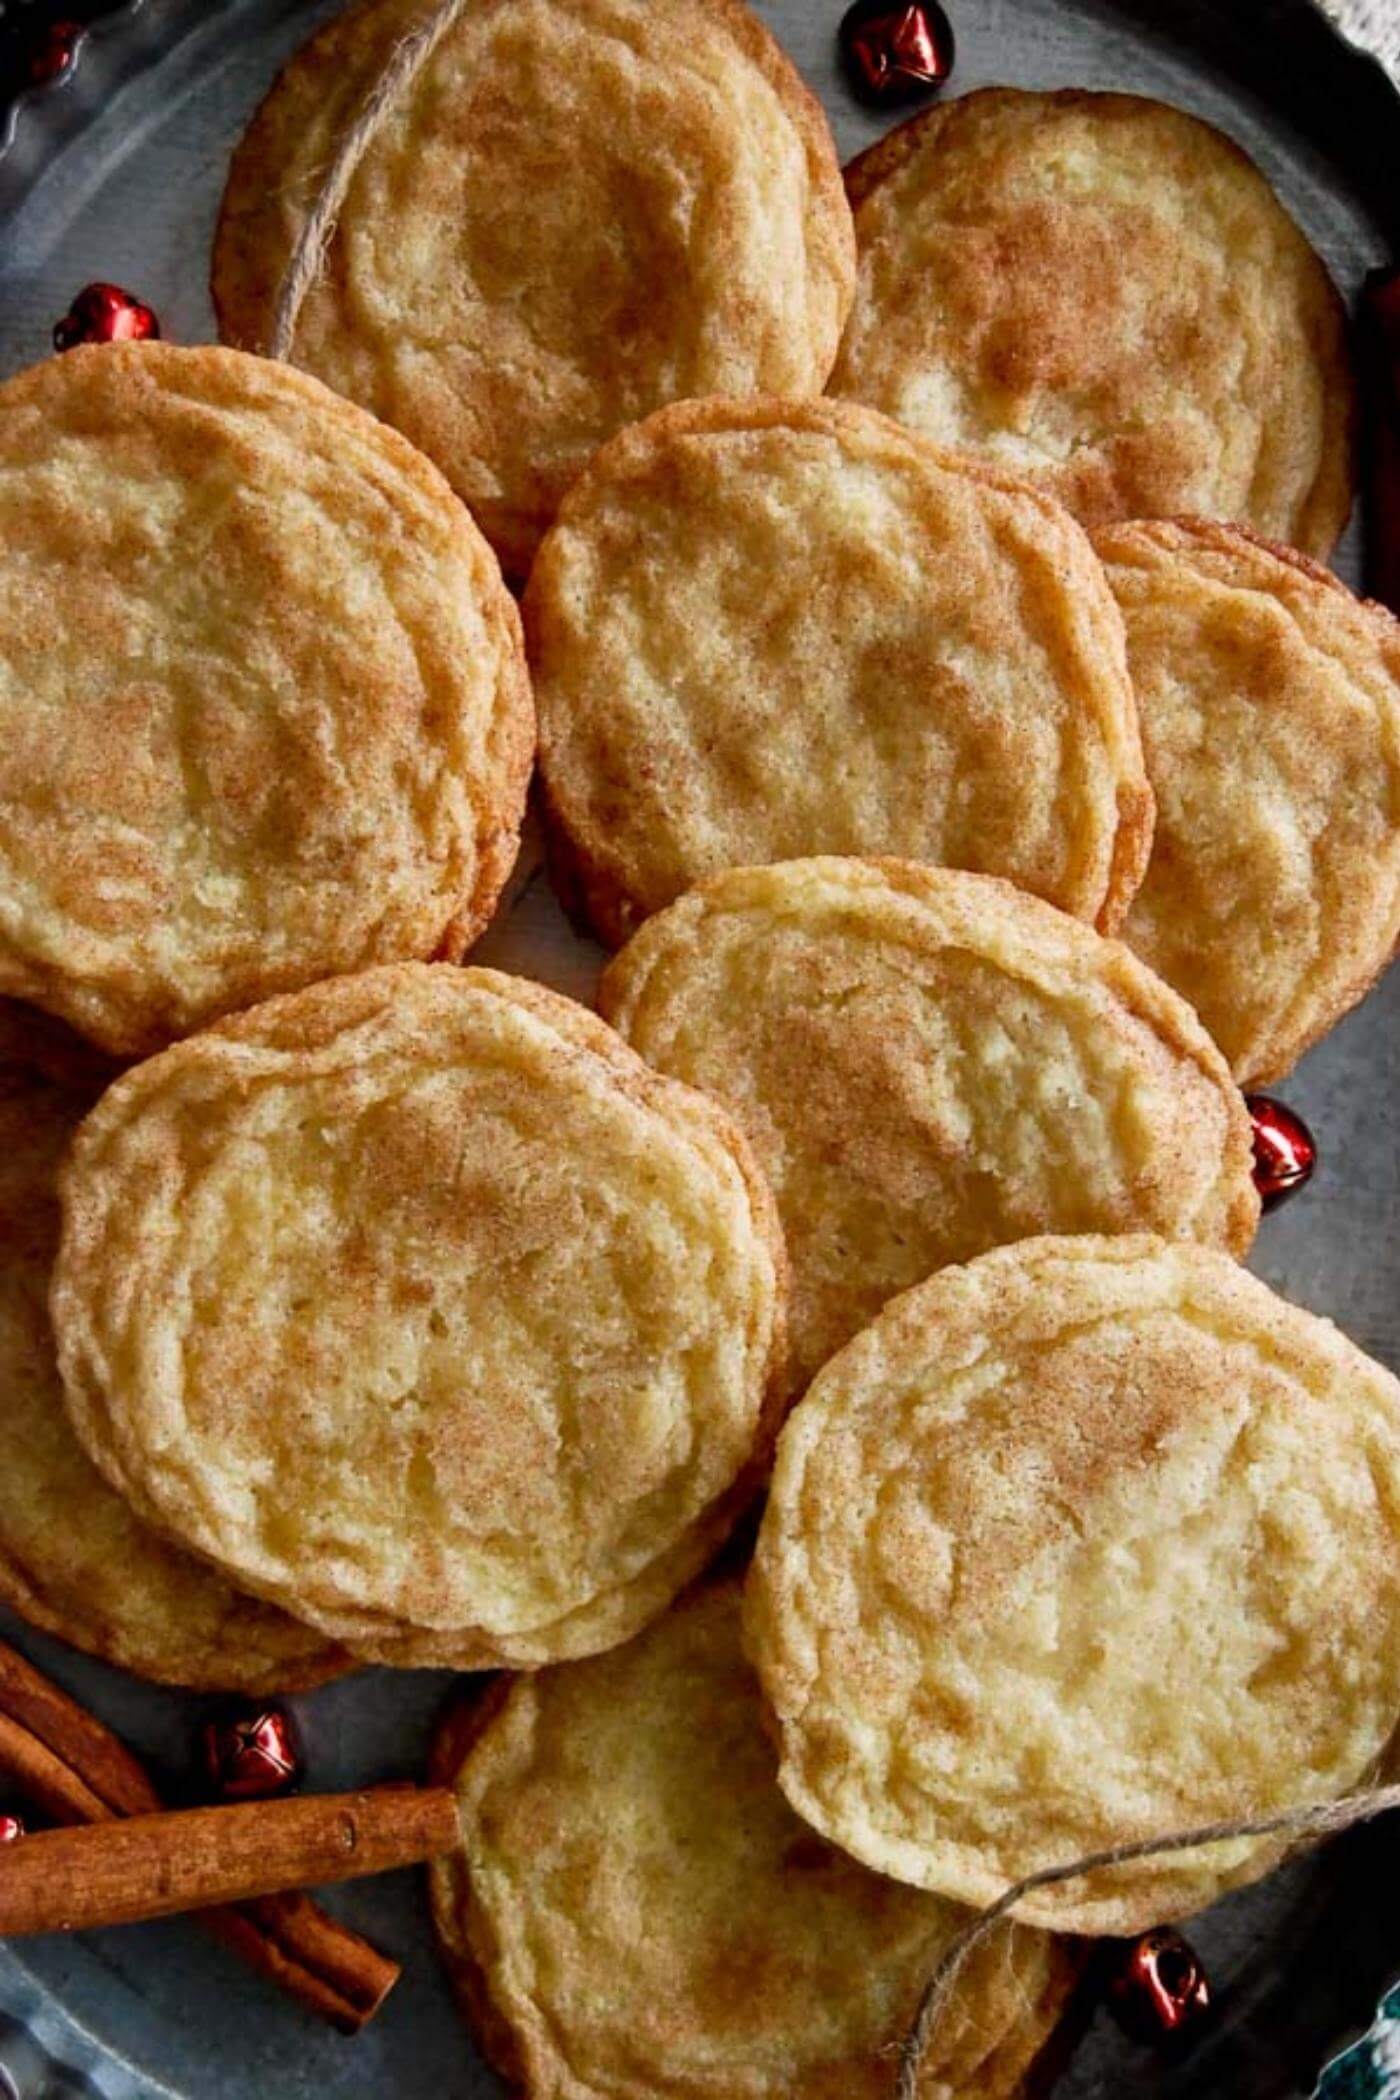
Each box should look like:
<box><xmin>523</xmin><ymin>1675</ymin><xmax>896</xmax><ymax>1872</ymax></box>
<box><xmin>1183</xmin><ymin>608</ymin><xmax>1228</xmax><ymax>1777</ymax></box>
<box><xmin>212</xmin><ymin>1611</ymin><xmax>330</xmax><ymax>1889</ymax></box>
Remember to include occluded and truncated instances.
<box><xmin>269</xmin><ymin>0</ymin><xmax>473</xmax><ymax>362</ymax></box>
<box><xmin>895</xmin><ymin>1781</ymin><xmax>1400</xmax><ymax>2100</ymax></box>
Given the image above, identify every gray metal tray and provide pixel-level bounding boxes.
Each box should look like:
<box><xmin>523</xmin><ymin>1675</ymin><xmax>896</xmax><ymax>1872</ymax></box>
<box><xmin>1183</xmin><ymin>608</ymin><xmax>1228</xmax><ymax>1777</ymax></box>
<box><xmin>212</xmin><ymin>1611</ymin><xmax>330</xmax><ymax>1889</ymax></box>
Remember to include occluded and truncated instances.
<box><xmin>2</xmin><ymin>1</ymin><xmax>1399</xmax><ymax>2094</ymax></box>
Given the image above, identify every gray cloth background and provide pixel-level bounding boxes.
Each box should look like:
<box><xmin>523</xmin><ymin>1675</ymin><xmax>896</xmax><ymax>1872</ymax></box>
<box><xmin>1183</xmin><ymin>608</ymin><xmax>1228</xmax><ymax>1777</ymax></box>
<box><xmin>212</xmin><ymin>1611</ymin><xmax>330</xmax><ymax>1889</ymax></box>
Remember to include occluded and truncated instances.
<box><xmin>1324</xmin><ymin>0</ymin><xmax>1400</xmax><ymax>71</ymax></box>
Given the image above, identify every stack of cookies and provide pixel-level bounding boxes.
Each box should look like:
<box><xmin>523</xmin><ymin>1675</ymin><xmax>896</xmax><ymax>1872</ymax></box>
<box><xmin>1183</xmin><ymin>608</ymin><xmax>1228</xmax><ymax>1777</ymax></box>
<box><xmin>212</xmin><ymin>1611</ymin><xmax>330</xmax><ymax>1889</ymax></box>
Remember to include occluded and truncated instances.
<box><xmin>3</xmin><ymin>0</ymin><xmax>1400</xmax><ymax>2092</ymax></box>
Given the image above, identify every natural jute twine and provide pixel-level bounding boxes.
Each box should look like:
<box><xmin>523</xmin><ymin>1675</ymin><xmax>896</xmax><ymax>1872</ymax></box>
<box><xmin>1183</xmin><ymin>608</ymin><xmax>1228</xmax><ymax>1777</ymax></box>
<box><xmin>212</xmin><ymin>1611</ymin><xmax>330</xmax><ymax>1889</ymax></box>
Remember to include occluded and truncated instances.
<box><xmin>269</xmin><ymin>0</ymin><xmax>473</xmax><ymax>363</ymax></box>
<box><xmin>894</xmin><ymin>1781</ymin><xmax>1400</xmax><ymax>2099</ymax></box>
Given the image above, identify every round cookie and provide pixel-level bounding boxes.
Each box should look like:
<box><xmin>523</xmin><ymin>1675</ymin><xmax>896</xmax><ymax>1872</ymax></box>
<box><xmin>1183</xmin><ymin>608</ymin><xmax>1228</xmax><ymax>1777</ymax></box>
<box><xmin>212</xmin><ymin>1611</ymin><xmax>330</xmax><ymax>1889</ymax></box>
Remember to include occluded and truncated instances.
<box><xmin>831</xmin><ymin>89</ymin><xmax>1354</xmax><ymax>557</ymax></box>
<box><xmin>0</xmin><ymin>344</ymin><xmax>533</xmax><ymax>1057</ymax></box>
<box><xmin>1095</xmin><ymin>519</ymin><xmax>1400</xmax><ymax>1086</ymax></box>
<box><xmin>53</xmin><ymin>964</ymin><xmax>787</xmax><ymax>1671</ymax></box>
<box><xmin>601</xmin><ymin>859</ymin><xmax>1258</xmax><ymax>1389</ymax></box>
<box><xmin>431</xmin><ymin>1578</ymin><xmax>1080</xmax><ymax>2100</ymax></box>
<box><xmin>0</xmin><ymin>1029</ymin><xmax>344</xmax><ymax>1691</ymax></box>
<box><xmin>212</xmin><ymin>0</ymin><xmax>855</xmax><ymax>580</ymax></box>
<box><xmin>530</xmin><ymin>396</ymin><xmax>1152</xmax><ymax>946</ymax></box>
<box><xmin>746</xmin><ymin>1236</ymin><xmax>1400</xmax><ymax>1934</ymax></box>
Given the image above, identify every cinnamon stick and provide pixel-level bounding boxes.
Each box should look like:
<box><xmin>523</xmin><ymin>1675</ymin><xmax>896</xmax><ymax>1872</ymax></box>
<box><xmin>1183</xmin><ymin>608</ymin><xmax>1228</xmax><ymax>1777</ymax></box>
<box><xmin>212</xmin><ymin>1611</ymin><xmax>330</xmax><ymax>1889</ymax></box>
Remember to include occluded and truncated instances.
<box><xmin>0</xmin><ymin>1640</ymin><xmax>156</xmax><ymax>1816</ymax></box>
<box><xmin>0</xmin><ymin>1789</ymin><xmax>461</xmax><ymax>1936</ymax></box>
<box><xmin>204</xmin><ymin>1893</ymin><xmax>400</xmax><ymax>2032</ymax></box>
<box><xmin>0</xmin><ymin>1710</ymin><xmax>115</xmax><ymax>1824</ymax></box>
<box><xmin>0</xmin><ymin>1638</ymin><xmax>401</xmax><ymax>2030</ymax></box>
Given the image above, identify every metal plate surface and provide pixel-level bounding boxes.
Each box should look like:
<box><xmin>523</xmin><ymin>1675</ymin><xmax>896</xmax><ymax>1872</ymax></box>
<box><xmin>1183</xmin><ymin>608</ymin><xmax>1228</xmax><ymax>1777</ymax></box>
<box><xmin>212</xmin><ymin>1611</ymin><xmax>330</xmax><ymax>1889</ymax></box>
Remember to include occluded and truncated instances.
<box><xmin>1</xmin><ymin>2</ymin><xmax>1399</xmax><ymax>2093</ymax></box>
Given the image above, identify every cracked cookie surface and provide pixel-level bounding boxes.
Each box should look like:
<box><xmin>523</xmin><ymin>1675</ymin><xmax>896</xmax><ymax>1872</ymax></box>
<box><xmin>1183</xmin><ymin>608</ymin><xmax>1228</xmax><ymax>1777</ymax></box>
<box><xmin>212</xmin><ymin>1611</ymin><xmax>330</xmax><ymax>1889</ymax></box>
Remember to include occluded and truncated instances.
<box><xmin>746</xmin><ymin>1234</ymin><xmax>1400</xmax><ymax>1933</ymax></box>
<box><xmin>831</xmin><ymin>90</ymin><xmax>1354</xmax><ymax>557</ymax></box>
<box><xmin>213</xmin><ymin>0</ymin><xmax>854</xmax><ymax>579</ymax></box>
<box><xmin>1097</xmin><ymin>518</ymin><xmax>1400</xmax><ymax>1086</ymax></box>
<box><xmin>0</xmin><ymin>1014</ymin><xmax>345</xmax><ymax>1690</ymax></box>
<box><xmin>532</xmin><ymin>397</ymin><xmax>1150</xmax><ymax>945</ymax></box>
<box><xmin>602</xmin><ymin>859</ymin><xmax>1257</xmax><ymax>1390</ymax></box>
<box><xmin>53</xmin><ymin>964</ymin><xmax>787</xmax><ymax>1671</ymax></box>
<box><xmin>0</xmin><ymin>344</ymin><xmax>532</xmax><ymax>1056</ymax></box>
<box><xmin>432</xmin><ymin>1578</ymin><xmax>1080</xmax><ymax>2099</ymax></box>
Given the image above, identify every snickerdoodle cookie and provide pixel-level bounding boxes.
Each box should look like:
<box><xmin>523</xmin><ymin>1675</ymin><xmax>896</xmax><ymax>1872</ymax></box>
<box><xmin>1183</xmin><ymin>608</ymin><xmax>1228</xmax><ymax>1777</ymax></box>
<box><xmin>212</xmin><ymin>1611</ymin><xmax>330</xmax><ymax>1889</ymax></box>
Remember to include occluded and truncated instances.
<box><xmin>530</xmin><ymin>397</ymin><xmax>1151</xmax><ymax>946</ymax></box>
<box><xmin>746</xmin><ymin>1235</ymin><xmax>1400</xmax><ymax>1934</ymax></box>
<box><xmin>0</xmin><ymin>1024</ymin><xmax>344</xmax><ymax>1690</ymax></box>
<box><xmin>213</xmin><ymin>0</ymin><xmax>855</xmax><ymax>579</ymax></box>
<box><xmin>831</xmin><ymin>90</ymin><xmax>1354</xmax><ymax>556</ymax></box>
<box><xmin>53</xmin><ymin>965</ymin><xmax>786</xmax><ymax>1671</ymax></box>
<box><xmin>1096</xmin><ymin>519</ymin><xmax>1400</xmax><ymax>1085</ymax></box>
<box><xmin>601</xmin><ymin>860</ymin><xmax>1257</xmax><ymax>1388</ymax></box>
<box><xmin>431</xmin><ymin>1579</ymin><xmax>1080</xmax><ymax>2100</ymax></box>
<box><xmin>0</xmin><ymin>344</ymin><xmax>532</xmax><ymax>1058</ymax></box>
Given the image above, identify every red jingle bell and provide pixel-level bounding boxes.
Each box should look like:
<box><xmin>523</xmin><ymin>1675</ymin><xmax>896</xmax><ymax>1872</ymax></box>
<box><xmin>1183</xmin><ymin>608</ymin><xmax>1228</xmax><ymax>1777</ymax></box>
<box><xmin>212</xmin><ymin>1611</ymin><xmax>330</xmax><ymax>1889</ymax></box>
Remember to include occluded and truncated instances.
<box><xmin>53</xmin><ymin>282</ymin><xmax>161</xmax><ymax>354</ymax></box>
<box><xmin>0</xmin><ymin>1811</ymin><xmax>26</xmax><ymax>1844</ymax></box>
<box><xmin>26</xmin><ymin>19</ymin><xmax>85</xmax><ymax>89</ymax></box>
<box><xmin>1106</xmin><ymin>1928</ymin><xmax>1211</xmax><ymax>2043</ymax></box>
<box><xmin>201</xmin><ymin>1705</ymin><xmax>303</xmax><ymax>1803</ymax></box>
<box><xmin>839</xmin><ymin>0</ymin><xmax>955</xmax><ymax>106</ymax></box>
<box><xmin>1246</xmin><ymin>1095</ymin><xmax>1317</xmax><ymax>1212</ymax></box>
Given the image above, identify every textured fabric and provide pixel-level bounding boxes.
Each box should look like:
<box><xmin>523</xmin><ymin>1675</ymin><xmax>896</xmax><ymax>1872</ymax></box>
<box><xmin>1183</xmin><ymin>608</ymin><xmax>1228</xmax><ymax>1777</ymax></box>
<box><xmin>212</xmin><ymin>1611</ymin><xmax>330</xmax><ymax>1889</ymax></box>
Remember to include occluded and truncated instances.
<box><xmin>1316</xmin><ymin>1981</ymin><xmax>1400</xmax><ymax>2097</ymax></box>
<box><xmin>1324</xmin><ymin>0</ymin><xmax>1400</xmax><ymax>75</ymax></box>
